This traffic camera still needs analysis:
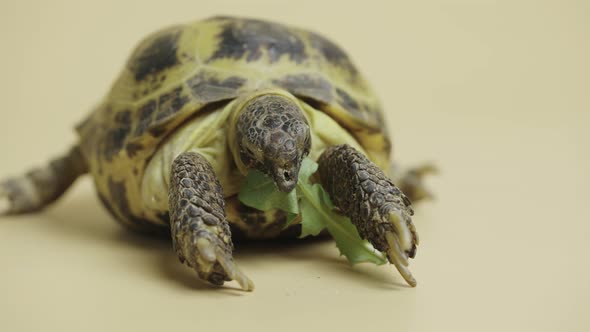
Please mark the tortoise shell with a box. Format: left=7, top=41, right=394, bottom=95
left=76, top=16, right=391, bottom=233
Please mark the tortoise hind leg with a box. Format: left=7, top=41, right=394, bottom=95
left=0, top=146, right=88, bottom=215
left=391, top=163, right=437, bottom=203
left=169, top=151, right=254, bottom=291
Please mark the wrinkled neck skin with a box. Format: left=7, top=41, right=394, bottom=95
left=227, top=89, right=311, bottom=193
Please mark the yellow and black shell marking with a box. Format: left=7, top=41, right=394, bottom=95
left=76, top=16, right=391, bottom=232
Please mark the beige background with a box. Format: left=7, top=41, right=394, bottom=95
left=0, top=0, right=588, bottom=331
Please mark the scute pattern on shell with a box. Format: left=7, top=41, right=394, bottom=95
left=75, top=16, right=392, bottom=231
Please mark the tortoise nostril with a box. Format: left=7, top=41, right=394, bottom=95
left=283, top=171, right=291, bottom=181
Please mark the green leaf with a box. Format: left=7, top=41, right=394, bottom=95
left=298, top=158, right=319, bottom=182
left=283, top=212, right=300, bottom=229
left=298, top=179, right=386, bottom=265
left=238, top=169, right=299, bottom=214
left=238, top=157, right=386, bottom=266
left=328, top=216, right=386, bottom=265
left=299, top=184, right=329, bottom=237
left=320, top=191, right=386, bottom=265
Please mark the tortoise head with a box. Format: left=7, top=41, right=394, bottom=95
left=235, top=92, right=311, bottom=192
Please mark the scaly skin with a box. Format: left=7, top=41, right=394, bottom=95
left=235, top=93, right=311, bottom=192
left=169, top=151, right=254, bottom=291
left=0, top=146, right=88, bottom=215
left=318, top=144, right=419, bottom=286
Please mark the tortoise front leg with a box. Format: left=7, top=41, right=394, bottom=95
left=318, top=144, right=419, bottom=286
left=169, top=152, right=254, bottom=291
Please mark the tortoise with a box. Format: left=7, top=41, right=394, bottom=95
left=0, top=16, right=433, bottom=291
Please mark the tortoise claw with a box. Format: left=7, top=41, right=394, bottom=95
left=0, top=196, right=10, bottom=215
left=196, top=237, right=217, bottom=263
left=0, top=182, right=16, bottom=215
left=215, top=247, right=255, bottom=291
left=385, top=210, right=418, bottom=287
left=386, top=232, right=417, bottom=287
left=187, top=237, right=254, bottom=291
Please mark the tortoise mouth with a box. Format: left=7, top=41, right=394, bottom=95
left=271, top=166, right=298, bottom=193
